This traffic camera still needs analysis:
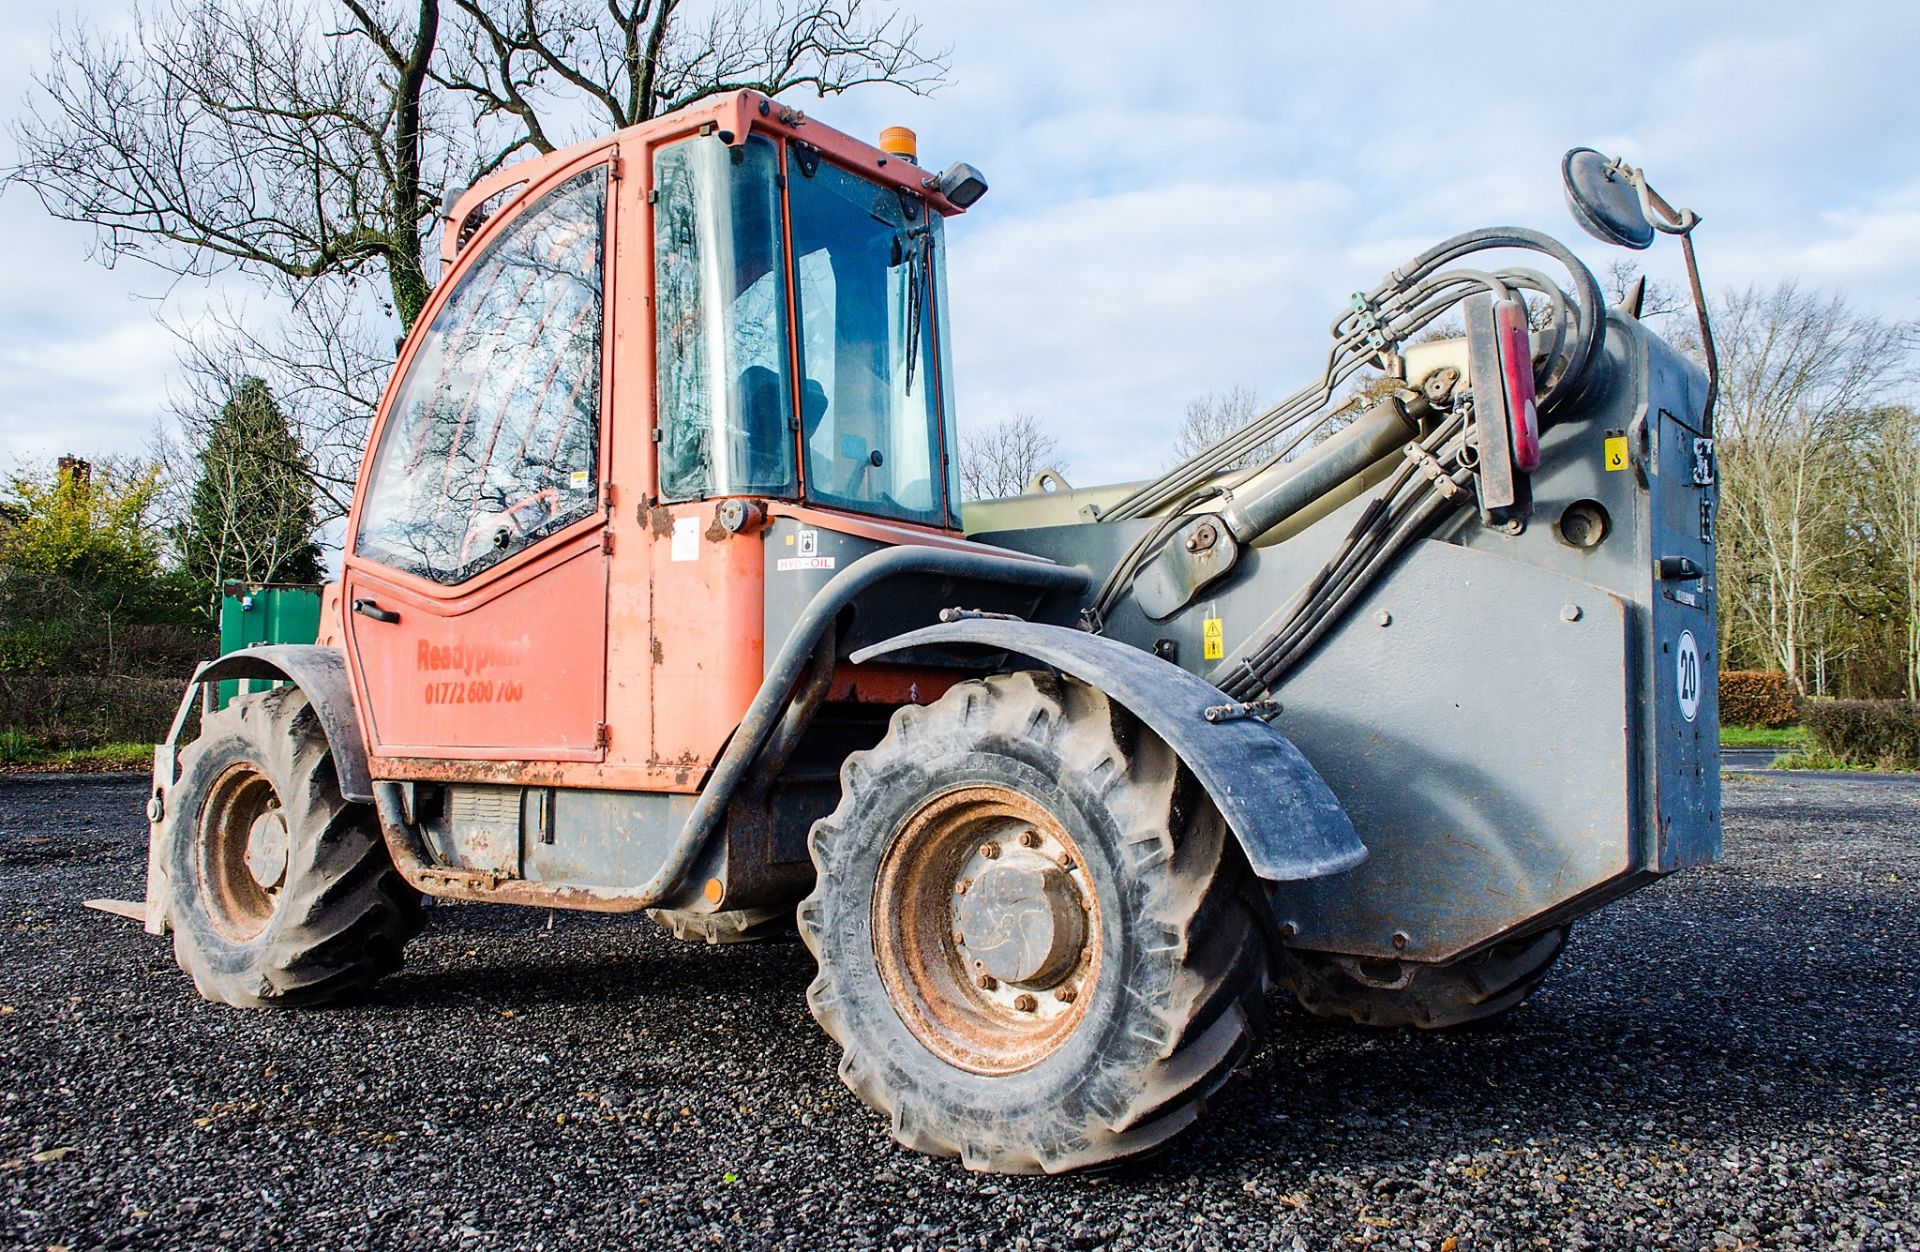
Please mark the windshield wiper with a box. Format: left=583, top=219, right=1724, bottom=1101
left=903, top=224, right=932, bottom=396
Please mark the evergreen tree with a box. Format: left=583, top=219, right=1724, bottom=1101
left=178, top=377, right=323, bottom=616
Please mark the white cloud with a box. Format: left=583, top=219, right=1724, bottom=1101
left=1, top=0, right=1917, bottom=490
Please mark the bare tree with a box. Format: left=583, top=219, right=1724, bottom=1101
left=958, top=414, right=1068, bottom=501
left=163, top=280, right=393, bottom=524
left=1169, top=386, right=1270, bottom=470
left=1712, top=282, right=1917, bottom=690
left=438, top=0, right=947, bottom=164
left=12, top=0, right=947, bottom=536
left=1857, top=405, right=1920, bottom=699
left=8, top=0, right=447, bottom=327
left=1600, top=258, right=1686, bottom=327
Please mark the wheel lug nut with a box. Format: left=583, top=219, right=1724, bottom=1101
left=1057, top=853, right=1074, bottom=869
left=952, top=929, right=966, bottom=946
left=1018, top=830, right=1040, bottom=848
left=977, top=973, right=997, bottom=991
left=979, top=842, right=1000, bottom=860
left=955, top=877, right=971, bottom=895
left=1013, top=993, right=1037, bottom=1012
left=1081, top=949, right=1094, bottom=965
left=1053, top=987, right=1076, bottom=1004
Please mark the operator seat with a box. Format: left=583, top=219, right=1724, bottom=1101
left=735, top=365, right=787, bottom=487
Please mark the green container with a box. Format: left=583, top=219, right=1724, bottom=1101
left=214, top=583, right=323, bottom=710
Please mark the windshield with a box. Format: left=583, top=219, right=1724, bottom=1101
left=650, top=133, right=956, bottom=527
left=789, top=146, right=949, bottom=526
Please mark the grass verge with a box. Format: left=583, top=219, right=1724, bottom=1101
left=0, top=733, right=151, bottom=773
left=1766, top=748, right=1919, bottom=774
left=1720, top=724, right=1809, bottom=749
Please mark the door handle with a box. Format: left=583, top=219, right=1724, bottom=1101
left=352, top=597, right=400, bottom=624
left=1656, top=556, right=1704, bottom=582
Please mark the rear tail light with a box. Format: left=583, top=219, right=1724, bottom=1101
left=1492, top=297, right=1541, bottom=473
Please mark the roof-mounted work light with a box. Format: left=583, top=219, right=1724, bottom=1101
left=934, top=162, right=989, bottom=209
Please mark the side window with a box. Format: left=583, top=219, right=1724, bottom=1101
left=355, top=166, right=607, bottom=584
left=654, top=136, right=797, bottom=502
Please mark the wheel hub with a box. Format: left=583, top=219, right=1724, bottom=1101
left=197, top=763, right=287, bottom=941
left=954, top=832, right=1087, bottom=988
left=245, top=810, right=289, bottom=893
left=873, top=787, right=1102, bottom=1075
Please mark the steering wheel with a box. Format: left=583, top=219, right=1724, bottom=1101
left=457, top=487, right=562, bottom=566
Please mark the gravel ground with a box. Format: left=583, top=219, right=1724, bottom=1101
left=1, top=773, right=1916, bottom=1252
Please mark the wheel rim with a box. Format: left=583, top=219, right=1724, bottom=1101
left=196, top=762, right=288, bottom=942
left=873, top=785, right=1102, bottom=1076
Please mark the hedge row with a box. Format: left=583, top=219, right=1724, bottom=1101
left=0, top=674, right=187, bottom=750
left=1719, top=670, right=1800, bottom=728
left=1804, top=700, right=1920, bottom=770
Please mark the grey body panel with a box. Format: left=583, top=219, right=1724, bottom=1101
left=188, top=645, right=372, bottom=802
left=1256, top=540, right=1635, bottom=960
left=972, top=314, right=1717, bottom=962
left=850, top=619, right=1367, bottom=883
left=424, top=784, right=697, bottom=891
left=761, top=516, right=1055, bottom=667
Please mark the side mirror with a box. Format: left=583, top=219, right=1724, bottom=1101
left=935, top=162, right=989, bottom=209
left=1561, top=148, right=1654, bottom=250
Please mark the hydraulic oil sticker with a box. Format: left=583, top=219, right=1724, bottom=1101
left=777, top=528, right=835, bottom=572
left=1676, top=630, right=1701, bottom=722
left=1604, top=434, right=1629, bottom=471
left=671, top=516, right=700, bottom=562
left=1202, top=616, right=1225, bottom=661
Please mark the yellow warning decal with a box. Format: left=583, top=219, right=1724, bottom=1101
left=1202, top=617, right=1225, bottom=661
left=1604, top=436, right=1629, bottom=471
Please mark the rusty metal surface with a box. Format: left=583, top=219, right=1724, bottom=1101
left=376, top=783, right=659, bottom=913
left=194, top=761, right=284, bottom=942
left=871, top=785, right=1100, bottom=1076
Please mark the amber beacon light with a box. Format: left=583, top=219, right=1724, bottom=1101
left=878, top=126, right=919, bottom=165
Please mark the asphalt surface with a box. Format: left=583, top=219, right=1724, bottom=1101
left=2, top=773, right=1916, bottom=1251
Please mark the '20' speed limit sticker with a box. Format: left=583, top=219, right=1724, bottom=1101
left=1676, top=630, right=1701, bottom=723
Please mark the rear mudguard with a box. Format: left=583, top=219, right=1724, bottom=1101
left=850, top=620, right=1366, bottom=882
left=174, top=645, right=371, bottom=800
left=143, top=645, right=370, bottom=935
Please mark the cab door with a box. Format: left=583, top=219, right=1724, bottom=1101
left=342, top=159, right=615, bottom=766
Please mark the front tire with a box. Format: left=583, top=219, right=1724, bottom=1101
left=798, top=672, right=1271, bottom=1174
left=164, top=687, right=422, bottom=1008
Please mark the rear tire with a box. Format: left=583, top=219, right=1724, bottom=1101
left=646, top=904, right=794, bottom=945
left=1275, top=925, right=1569, bottom=1030
left=799, top=672, right=1271, bottom=1174
left=164, top=687, right=423, bottom=1008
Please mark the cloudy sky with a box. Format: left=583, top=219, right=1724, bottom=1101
left=2, top=0, right=1917, bottom=490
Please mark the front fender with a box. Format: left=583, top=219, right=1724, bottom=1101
left=850, top=621, right=1365, bottom=882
